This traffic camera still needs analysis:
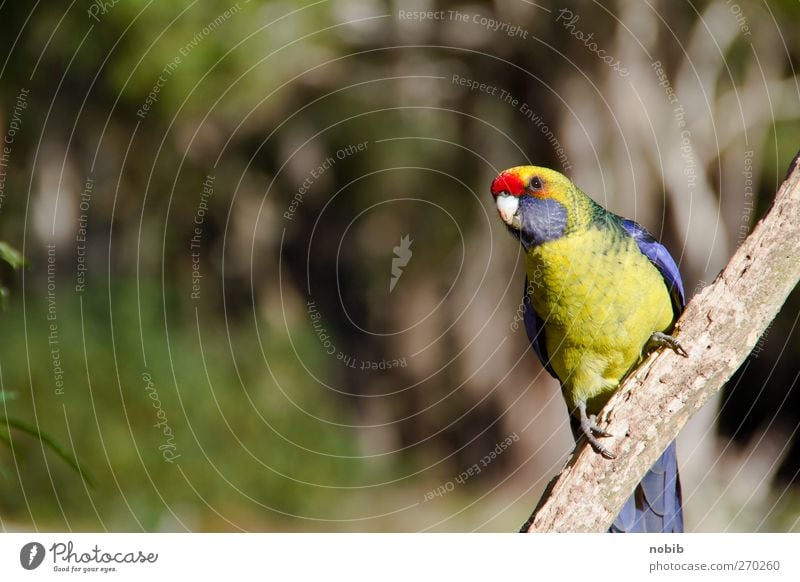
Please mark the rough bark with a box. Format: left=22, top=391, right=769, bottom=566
left=523, top=152, right=800, bottom=532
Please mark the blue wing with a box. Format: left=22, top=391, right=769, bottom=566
left=522, top=277, right=557, bottom=378
left=621, top=218, right=686, bottom=312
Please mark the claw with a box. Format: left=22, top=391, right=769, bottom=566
left=589, top=414, right=613, bottom=438
left=578, top=401, right=616, bottom=459
left=648, top=331, right=688, bottom=358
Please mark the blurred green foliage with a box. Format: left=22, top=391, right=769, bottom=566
left=0, top=280, right=377, bottom=529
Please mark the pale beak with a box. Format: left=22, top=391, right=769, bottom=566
left=496, top=194, right=521, bottom=230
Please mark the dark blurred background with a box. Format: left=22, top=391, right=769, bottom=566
left=0, top=0, right=798, bottom=531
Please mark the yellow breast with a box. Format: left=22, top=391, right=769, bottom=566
left=525, top=226, right=674, bottom=413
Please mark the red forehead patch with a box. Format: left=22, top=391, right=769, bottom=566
left=490, top=171, right=525, bottom=197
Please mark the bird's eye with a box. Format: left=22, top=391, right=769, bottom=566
left=530, top=176, right=543, bottom=191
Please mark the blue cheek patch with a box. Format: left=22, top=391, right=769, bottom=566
left=519, top=196, right=568, bottom=249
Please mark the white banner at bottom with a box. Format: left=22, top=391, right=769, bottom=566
left=1, top=533, right=798, bottom=581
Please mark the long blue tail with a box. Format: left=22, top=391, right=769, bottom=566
left=609, top=441, right=683, bottom=532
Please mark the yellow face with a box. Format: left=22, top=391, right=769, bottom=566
left=490, top=166, right=575, bottom=229
left=490, top=165, right=578, bottom=250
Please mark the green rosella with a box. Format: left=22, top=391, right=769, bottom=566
left=491, top=165, right=685, bottom=532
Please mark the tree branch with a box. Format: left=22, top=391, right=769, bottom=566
left=523, top=151, right=800, bottom=532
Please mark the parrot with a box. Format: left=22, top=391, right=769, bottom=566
left=491, top=165, right=685, bottom=532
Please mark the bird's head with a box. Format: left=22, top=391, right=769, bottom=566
left=490, top=165, right=580, bottom=249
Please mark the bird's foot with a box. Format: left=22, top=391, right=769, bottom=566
left=648, top=331, right=688, bottom=358
left=578, top=401, right=616, bottom=459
